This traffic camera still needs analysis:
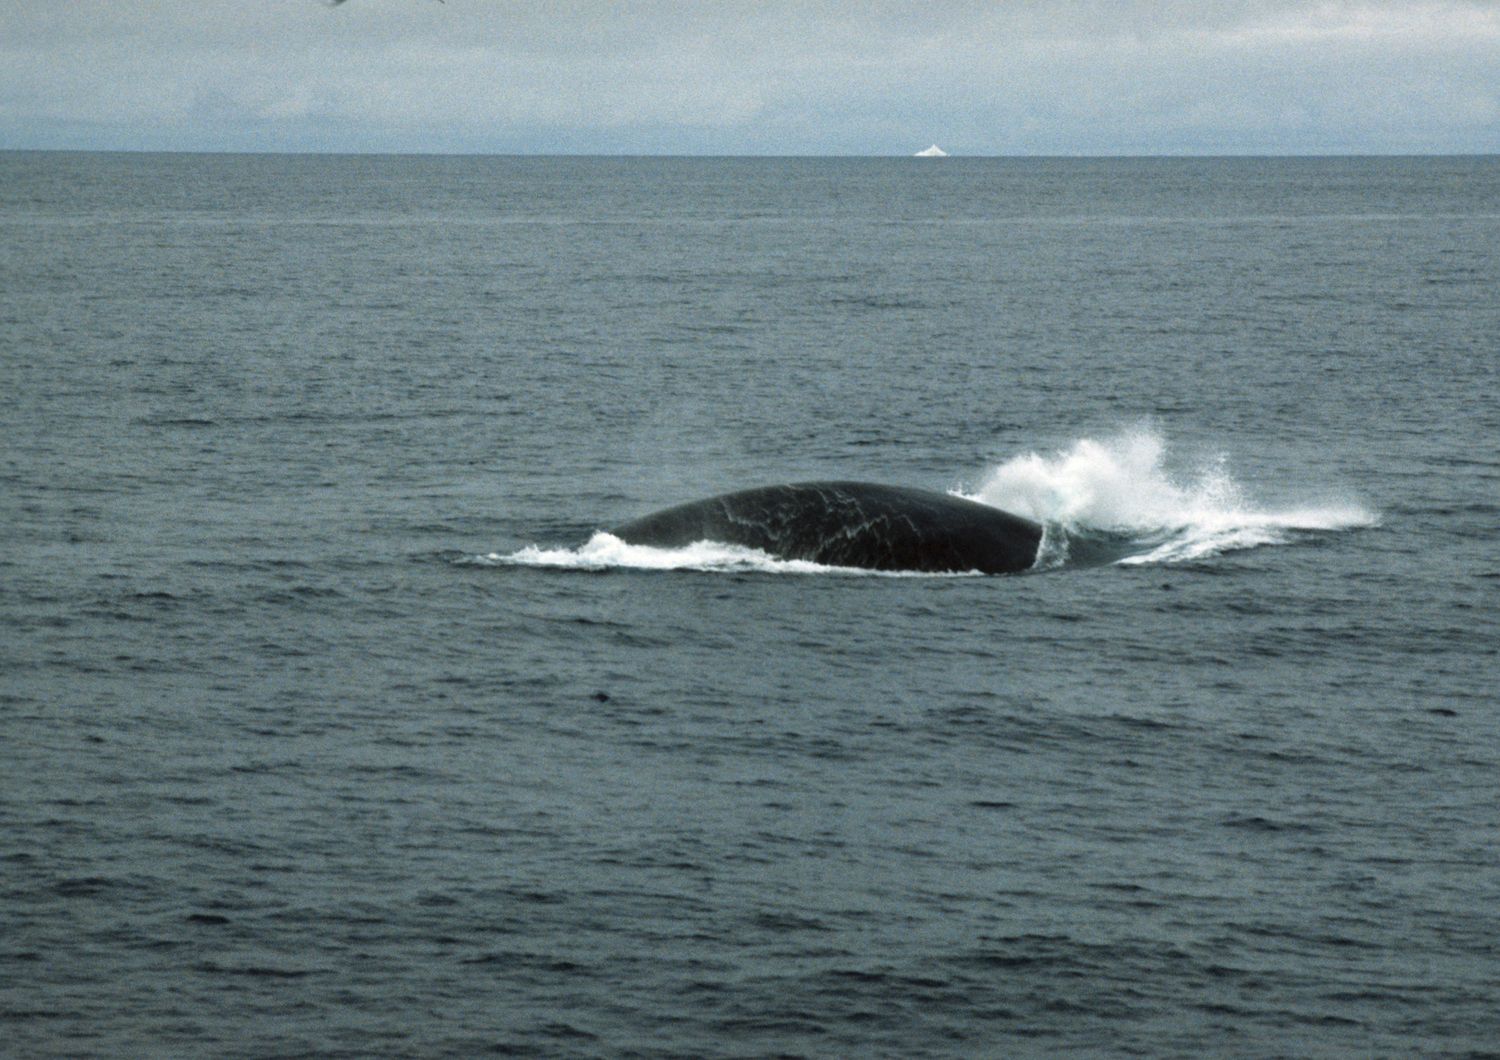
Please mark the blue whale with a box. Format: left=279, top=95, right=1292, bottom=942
left=611, top=481, right=1042, bottom=574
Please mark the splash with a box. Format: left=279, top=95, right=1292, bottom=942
left=961, top=428, right=1377, bottom=566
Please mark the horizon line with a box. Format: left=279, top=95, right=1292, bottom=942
left=4, top=146, right=1498, bottom=161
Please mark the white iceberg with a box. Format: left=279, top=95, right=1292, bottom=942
left=914, top=144, right=948, bottom=157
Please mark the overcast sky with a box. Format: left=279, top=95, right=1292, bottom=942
left=2, top=1, right=1497, bottom=155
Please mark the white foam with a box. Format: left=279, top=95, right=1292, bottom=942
left=483, top=532, right=969, bottom=576
left=961, top=428, right=1378, bottom=565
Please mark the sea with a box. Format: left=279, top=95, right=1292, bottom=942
left=2, top=151, right=1497, bottom=1057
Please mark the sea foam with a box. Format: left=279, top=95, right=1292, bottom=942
left=490, top=534, right=886, bottom=575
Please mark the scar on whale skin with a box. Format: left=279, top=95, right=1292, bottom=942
left=610, top=481, right=1042, bottom=575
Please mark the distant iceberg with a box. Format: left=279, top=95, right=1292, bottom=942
left=914, top=144, right=948, bottom=157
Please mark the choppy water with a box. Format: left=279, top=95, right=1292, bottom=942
left=3, top=152, right=1498, bottom=1057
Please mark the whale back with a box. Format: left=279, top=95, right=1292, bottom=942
left=611, top=481, right=1041, bottom=574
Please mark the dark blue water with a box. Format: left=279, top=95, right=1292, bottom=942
left=3, top=152, right=1499, bottom=1057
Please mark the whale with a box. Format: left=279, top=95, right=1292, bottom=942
left=610, top=481, right=1042, bottom=574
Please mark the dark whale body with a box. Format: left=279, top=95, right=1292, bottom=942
left=611, top=481, right=1042, bottom=574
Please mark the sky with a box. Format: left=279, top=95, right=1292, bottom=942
left=2, top=1, right=1497, bottom=155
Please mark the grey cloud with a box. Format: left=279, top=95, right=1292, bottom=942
left=0, top=1, right=1495, bottom=153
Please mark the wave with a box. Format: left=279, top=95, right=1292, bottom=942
left=962, top=428, right=1378, bottom=567
left=481, top=428, right=1377, bottom=575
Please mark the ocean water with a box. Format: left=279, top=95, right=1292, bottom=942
left=2, top=151, right=1498, bottom=1057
